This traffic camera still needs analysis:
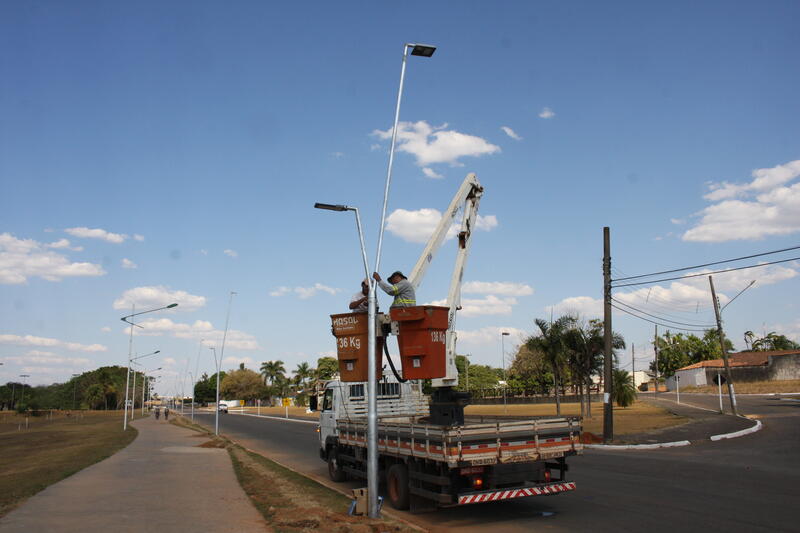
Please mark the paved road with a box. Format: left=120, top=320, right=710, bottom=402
left=190, top=394, right=798, bottom=532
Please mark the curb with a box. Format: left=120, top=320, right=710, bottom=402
left=710, top=417, right=762, bottom=441
left=586, top=416, right=763, bottom=449
left=585, top=440, right=690, bottom=450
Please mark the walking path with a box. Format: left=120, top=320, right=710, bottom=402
left=0, top=415, right=267, bottom=533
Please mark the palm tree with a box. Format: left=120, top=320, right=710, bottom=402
left=259, top=360, right=286, bottom=386
left=612, top=369, right=637, bottom=408
left=565, top=319, right=625, bottom=418
left=526, top=316, right=574, bottom=416
left=294, top=362, right=312, bottom=392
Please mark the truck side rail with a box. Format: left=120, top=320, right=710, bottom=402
left=336, top=417, right=582, bottom=467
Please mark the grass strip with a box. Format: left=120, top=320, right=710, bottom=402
left=0, top=411, right=139, bottom=518
left=681, top=379, right=800, bottom=394
left=171, top=415, right=415, bottom=533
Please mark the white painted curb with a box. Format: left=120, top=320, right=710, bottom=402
left=585, top=440, right=691, bottom=450
left=710, top=418, right=762, bottom=441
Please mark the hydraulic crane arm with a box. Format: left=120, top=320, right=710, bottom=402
left=407, top=172, right=484, bottom=387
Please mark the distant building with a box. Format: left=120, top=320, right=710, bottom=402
left=667, top=350, right=800, bottom=390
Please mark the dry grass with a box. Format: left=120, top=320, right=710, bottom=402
left=229, top=405, right=315, bottom=418
left=171, top=415, right=415, bottom=532
left=465, top=400, right=686, bottom=436
left=681, top=380, right=800, bottom=394
left=0, top=410, right=138, bottom=517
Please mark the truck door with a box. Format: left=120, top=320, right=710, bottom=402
left=319, top=386, right=337, bottom=446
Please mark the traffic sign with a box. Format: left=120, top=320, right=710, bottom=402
left=282, top=398, right=291, bottom=407
left=713, top=374, right=726, bottom=385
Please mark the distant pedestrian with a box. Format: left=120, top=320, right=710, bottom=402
left=154, top=407, right=160, bottom=420
left=164, top=407, right=169, bottom=420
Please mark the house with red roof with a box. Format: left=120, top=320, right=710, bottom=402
left=667, top=350, right=800, bottom=390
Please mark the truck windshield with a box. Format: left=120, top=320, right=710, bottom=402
left=322, top=388, right=334, bottom=411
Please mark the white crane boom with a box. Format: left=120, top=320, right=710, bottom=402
left=407, top=173, right=484, bottom=387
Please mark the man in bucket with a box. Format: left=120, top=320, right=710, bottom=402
left=373, top=271, right=416, bottom=308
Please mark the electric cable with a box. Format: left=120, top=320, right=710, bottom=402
left=612, top=256, right=800, bottom=288
left=612, top=244, right=800, bottom=282
left=611, top=298, right=717, bottom=328
left=611, top=303, right=710, bottom=332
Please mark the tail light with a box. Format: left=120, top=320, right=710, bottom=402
left=471, top=476, right=484, bottom=490
left=544, top=469, right=551, bottom=482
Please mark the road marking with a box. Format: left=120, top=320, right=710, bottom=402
left=585, top=440, right=691, bottom=450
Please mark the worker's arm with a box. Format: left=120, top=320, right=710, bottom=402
left=349, top=295, right=367, bottom=309
left=376, top=280, right=397, bottom=296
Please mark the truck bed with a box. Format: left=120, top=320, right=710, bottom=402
left=336, top=416, right=582, bottom=467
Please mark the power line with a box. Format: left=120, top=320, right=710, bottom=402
left=612, top=256, right=800, bottom=288
left=611, top=298, right=717, bottom=328
left=611, top=303, right=710, bottom=332
left=612, top=244, right=800, bottom=282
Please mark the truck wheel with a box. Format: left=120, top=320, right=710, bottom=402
left=327, top=448, right=346, bottom=482
left=387, top=463, right=410, bottom=510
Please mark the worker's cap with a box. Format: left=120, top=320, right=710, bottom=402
left=390, top=271, right=407, bottom=280
left=361, top=278, right=369, bottom=285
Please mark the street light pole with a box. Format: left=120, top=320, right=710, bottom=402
left=369, top=42, right=435, bottom=520
left=709, top=275, right=739, bottom=416
left=211, top=346, right=220, bottom=435
left=19, top=374, right=30, bottom=406
left=188, top=371, right=195, bottom=421
left=501, top=332, right=510, bottom=415
left=120, top=303, right=178, bottom=430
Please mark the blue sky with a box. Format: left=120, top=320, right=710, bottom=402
left=2, top=1, right=799, bottom=393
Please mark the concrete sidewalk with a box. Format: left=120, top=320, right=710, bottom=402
left=0, top=416, right=267, bottom=533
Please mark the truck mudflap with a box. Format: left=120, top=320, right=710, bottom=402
left=457, top=481, right=576, bottom=505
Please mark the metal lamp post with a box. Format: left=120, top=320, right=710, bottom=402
left=130, top=350, right=159, bottom=421
left=188, top=371, right=195, bottom=421
left=210, top=346, right=220, bottom=435
left=120, top=303, right=178, bottom=430
left=19, top=374, right=30, bottom=406
left=140, top=367, right=162, bottom=415
left=212, top=291, right=237, bottom=436
left=369, top=42, right=436, bottom=519
left=501, top=332, right=510, bottom=415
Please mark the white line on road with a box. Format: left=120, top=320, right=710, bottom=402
left=228, top=411, right=318, bottom=425
left=710, top=418, right=762, bottom=441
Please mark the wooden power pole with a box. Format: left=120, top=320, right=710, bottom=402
left=603, top=227, right=613, bottom=442
left=709, top=275, right=739, bottom=416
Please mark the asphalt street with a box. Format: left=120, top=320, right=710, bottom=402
left=190, top=393, right=799, bottom=532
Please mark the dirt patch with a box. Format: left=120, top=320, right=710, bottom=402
left=228, top=445, right=413, bottom=533
left=197, top=439, right=227, bottom=449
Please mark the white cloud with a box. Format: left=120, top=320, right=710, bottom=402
left=0, top=233, right=105, bottom=284
left=429, top=295, right=517, bottom=317
left=65, top=227, right=128, bottom=244
left=130, top=318, right=261, bottom=351
left=500, top=126, right=522, bottom=141
left=330, top=151, right=345, bottom=159
left=456, top=326, right=528, bottom=346
left=385, top=209, right=499, bottom=244
left=223, top=356, right=256, bottom=368
left=372, top=121, right=500, bottom=167
left=121, top=258, right=138, bottom=269
left=0, top=334, right=107, bottom=352
left=683, top=160, right=800, bottom=242
left=422, top=167, right=443, bottom=179
left=224, top=249, right=238, bottom=258
left=546, top=296, right=604, bottom=318
left=670, top=218, right=686, bottom=225
left=113, top=286, right=206, bottom=312
left=100, top=327, right=112, bottom=332
left=133, top=234, right=145, bottom=242
left=163, top=357, right=177, bottom=366
left=463, top=281, right=534, bottom=296
left=270, top=283, right=340, bottom=299
left=539, top=107, right=555, bottom=119
left=5, top=350, right=90, bottom=367
left=200, top=249, right=208, bottom=256
left=773, top=319, right=800, bottom=343
left=46, top=238, right=83, bottom=251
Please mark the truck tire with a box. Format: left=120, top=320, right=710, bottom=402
left=327, top=448, right=346, bottom=482
left=387, top=463, right=410, bottom=510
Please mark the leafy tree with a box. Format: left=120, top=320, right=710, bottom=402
left=612, top=369, right=637, bottom=408
left=650, top=329, right=733, bottom=377
left=564, top=319, right=625, bottom=418
left=85, top=384, right=105, bottom=410
left=315, top=356, right=339, bottom=381
left=525, top=316, right=574, bottom=415
left=220, top=369, right=266, bottom=401
left=508, top=345, right=553, bottom=394
left=259, top=360, right=286, bottom=385
left=194, top=372, right=226, bottom=404
left=294, top=362, right=313, bottom=391
left=750, top=332, right=800, bottom=351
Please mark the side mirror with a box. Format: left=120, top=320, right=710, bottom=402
left=309, top=395, right=318, bottom=412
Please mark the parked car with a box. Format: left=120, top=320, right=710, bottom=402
left=218, top=403, right=228, bottom=413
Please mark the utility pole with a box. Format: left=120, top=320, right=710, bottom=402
left=631, top=344, right=635, bottom=391
left=602, top=227, right=613, bottom=442
left=709, top=275, right=738, bottom=416
left=654, top=325, right=659, bottom=399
